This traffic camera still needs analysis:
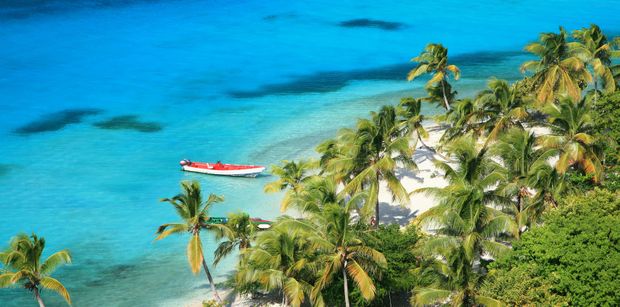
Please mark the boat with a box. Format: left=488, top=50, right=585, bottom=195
left=206, top=216, right=272, bottom=230
left=250, top=218, right=273, bottom=230
left=180, top=159, right=265, bottom=177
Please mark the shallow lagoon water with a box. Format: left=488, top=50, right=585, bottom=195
left=1, top=0, right=619, bottom=305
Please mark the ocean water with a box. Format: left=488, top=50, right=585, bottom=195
left=1, top=0, right=618, bottom=305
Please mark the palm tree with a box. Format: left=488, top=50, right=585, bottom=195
left=339, top=106, right=415, bottom=224
left=491, top=128, right=555, bottom=237
left=413, top=136, right=514, bottom=260
left=236, top=220, right=316, bottom=307
left=155, top=180, right=228, bottom=303
left=264, top=160, right=317, bottom=212
left=411, top=136, right=512, bottom=306
left=521, top=27, right=592, bottom=104
left=411, top=244, right=502, bottom=307
left=440, top=98, right=477, bottom=143
left=213, top=212, right=256, bottom=266
left=441, top=79, right=531, bottom=146
left=527, top=158, right=566, bottom=220
left=309, top=200, right=387, bottom=307
left=316, top=128, right=361, bottom=185
left=293, top=175, right=340, bottom=215
left=398, top=96, right=457, bottom=162
left=613, top=36, right=620, bottom=88
left=398, top=97, right=430, bottom=148
left=474, top=79, right=530, bottom=144
left=570, top=24, right=617, bottom=100
left=408, top=43, right=461, bottom=110
left=538, top=97, right=603, bottom=182
left=0, top=234, right=72, bottom=307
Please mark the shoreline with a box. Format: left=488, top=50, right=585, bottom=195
left=177, top=120, right=556, bottom=306
left=173, top=122, right=451, bottom=306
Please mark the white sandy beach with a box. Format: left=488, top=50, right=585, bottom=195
left=378, top=124, right=553, bottom=227
left=377, top=124, right=450, bottom=226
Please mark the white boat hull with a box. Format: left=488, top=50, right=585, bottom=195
left=182, top=165, right=265, bottom=177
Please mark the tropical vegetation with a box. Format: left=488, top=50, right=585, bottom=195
left=481, top=189, right=620, bottom=305
left=0, top=234, right=72, bottom=307
left=155, top=180, right=230, bottom=304
left=407, top=43, right=461, bottom=110
left=235, top=24, right=620, bottom=306
left=3, top=24, right=620, bottom=307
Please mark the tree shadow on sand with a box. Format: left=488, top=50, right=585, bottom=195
left=395, top=146, right=442, bottom=183
left=378, top=202, right=418, bottom=227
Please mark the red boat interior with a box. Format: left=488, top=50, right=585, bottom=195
left=250, top=218, right=271, bottom=223
left=189, top=162, right=263, bottom=170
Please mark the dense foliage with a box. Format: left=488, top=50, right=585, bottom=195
left=592, top=91, right=620, bottom=190
left=481, top=189, right=620, bottom=305
left=353, top=224, right=420, bottom=306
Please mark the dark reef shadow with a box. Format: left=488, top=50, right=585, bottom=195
left=13, top=108, right=103, bottom=135
left=228, top=50, right=526, bottom=98
left=83, top=263, right=139, bottom=287
left=0, top=164, right=13, bottom=177
left=0, top=0, right=171, bottom=20
left=262, top=12, right=298, bottom=21
left=93, top=115, right=162, bottom=133
left=338, top=18, right=405, bottom=31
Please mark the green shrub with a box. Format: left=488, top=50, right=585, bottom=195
left=324, top=224, right=420, bottom=307
left=482, top=189, right=620, bottom=306
left=592, top=91, right=620, bottom=190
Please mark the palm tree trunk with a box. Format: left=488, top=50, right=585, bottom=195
left=375, top=172, right=380, bottom=227
left=202, top=256, right=223, bottom=303
left=342, top=261, right=350, bottom=307
left=594, top=79, right=598, bottom=104
left=441, top=79, right=451, bottom=111
left=281, top=290, right=288, bottom=306
left=375, top=200, right=380, bottom=226
left=417, top=134, right=432, bottom=150
left=33, top=287, right=45, bottom=307
left=516, top=193, right=523, bottom=239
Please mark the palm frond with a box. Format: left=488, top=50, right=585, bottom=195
left=346, top=260, right=376, bottom=301
left=411, top=287, right=452, bottom=307
left=40, top=276, right=72, bottom=305
left=187, top=234, right=204, bottom=274
left=155, top=223, right=187, bottom=240
left=40, top=250, right=72, bottom=275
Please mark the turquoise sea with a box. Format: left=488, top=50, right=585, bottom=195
left=1, top=0, right=619, bottom=305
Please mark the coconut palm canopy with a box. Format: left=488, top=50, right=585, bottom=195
left=156, top=180, right=230, bottom=303
left=408, top=43, right=461, bottom=110
left=0, top=234, right=72, bottom=307
left=521, top=27, right=592, bottom=104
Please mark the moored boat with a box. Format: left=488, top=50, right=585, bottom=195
left=206, top=216, right=272, bottom=230
left=180, top=159, right=265, bottom=177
